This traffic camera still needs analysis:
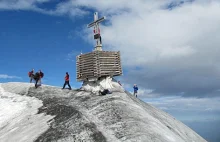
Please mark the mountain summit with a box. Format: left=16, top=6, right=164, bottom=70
left=0, top=82, right=206, bottom=142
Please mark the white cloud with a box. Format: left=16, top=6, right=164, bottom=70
left=79, top=0, right=220, bottom=97
left=0, top=0, right=50, bottom=10
left=66, top=50, right=81, bottom=61
left=0, top=74, right=22, bottom=79
left=54, top=1, right=89, bottom=17
left=95, top=1, right=220, bottom=66
left=0, top=0, right=88, bottom=18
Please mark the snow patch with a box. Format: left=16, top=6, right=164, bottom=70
left=0, top=83, right=54, bottom=142
left=80, top=77, right=124, bottom=93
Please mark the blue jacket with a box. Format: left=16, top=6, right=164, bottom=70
left=133, top=86, right=138, bottom=92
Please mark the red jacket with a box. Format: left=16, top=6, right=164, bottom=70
left=65, top=74, right=69, bottom=81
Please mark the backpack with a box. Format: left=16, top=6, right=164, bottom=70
left=40, top=72, right=44, bottom=78
left=28, top=72, right=32, bottom=77
left=34, top=73, right=39, bottom=80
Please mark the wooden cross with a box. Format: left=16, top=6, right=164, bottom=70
left=87, top=12, right=106, bottom=51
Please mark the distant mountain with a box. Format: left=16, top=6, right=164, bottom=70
left=0, top=82, right=207, bottom=142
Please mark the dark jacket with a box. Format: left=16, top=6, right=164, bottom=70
left=34, top=72, right=40, bottom=80
left=39, top=71, right=44, bottom=78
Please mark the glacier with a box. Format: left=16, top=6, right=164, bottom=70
left=0, top=82, right=207, bottom=142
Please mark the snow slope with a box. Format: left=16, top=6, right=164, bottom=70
left=0, top=83, right=54, bottom=142
left=0, top=82, right=207, bottom=142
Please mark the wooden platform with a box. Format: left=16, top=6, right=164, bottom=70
left=76, top=51, right=122, bottom=81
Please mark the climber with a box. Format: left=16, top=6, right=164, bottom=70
left=133, top=84, right=138, bottom=98
left=34, top=71, right=40, bottom=88
left=62, top=72, right=72, bottom=90
left=99, top=89, right=112, bottom=95
left=28, top=69, right=34, bottom=83
left=34, top=70, right=44, bottom=88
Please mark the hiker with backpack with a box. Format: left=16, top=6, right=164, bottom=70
left=34, top=70, right=44, bottom=88
left=28, top=69, right=34, bottom=83
left=118, top=81, right=122, bottom=86
left=62, top=72, right=72, bottom=90
left=99, top=89, right=112, bottom=95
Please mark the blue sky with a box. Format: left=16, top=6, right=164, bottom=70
left=0, top=10, right=91, bottom=87
left=0, top=1, right=220, bottom=142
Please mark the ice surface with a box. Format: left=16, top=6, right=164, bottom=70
left=0, top=82, right=207, bottom=142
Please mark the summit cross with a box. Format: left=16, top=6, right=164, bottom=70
left=87, top=12, right=106, bottom=51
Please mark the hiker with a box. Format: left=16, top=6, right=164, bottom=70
left=99, top=89, right=112, bottom=95
left=34, top=71, right=40, bottom=88
left=28, top=69, right=34, bottom=83
left=62, top=72, right=72, bottom=90
left=118, top=81, right=122, bottom=86
left=34, top=70, right=44, bottom=88
left=133, top=84, right=138, bottom=98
